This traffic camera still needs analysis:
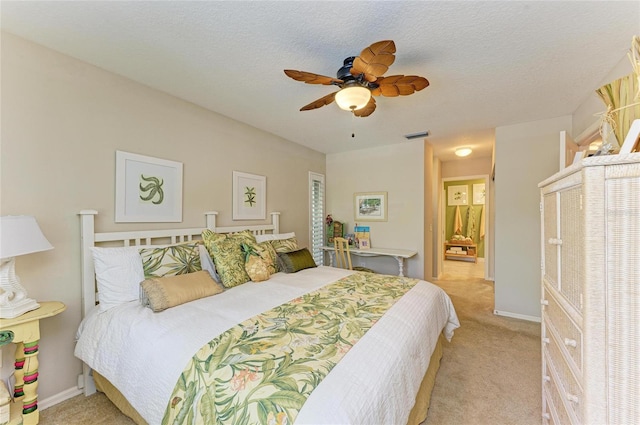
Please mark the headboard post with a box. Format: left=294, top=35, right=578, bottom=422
left=271, top=212, right=280, bottom=234
left=79, top=210, right=98, bottom=317
left=205, top=211, right=218, bottom=230
left=78, top=209, right=98, bottom=396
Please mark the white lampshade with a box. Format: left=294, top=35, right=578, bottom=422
left=335, top=86, right=371, bottom=111
left=0, top=216, right=53, bottom=259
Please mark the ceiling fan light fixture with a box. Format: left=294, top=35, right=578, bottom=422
left=335, top=86, right=371, bottom=111
left=455, top=147, right=472, bottom=157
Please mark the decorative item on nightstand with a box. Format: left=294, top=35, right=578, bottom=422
left=0, top=216, right=53, bottom=319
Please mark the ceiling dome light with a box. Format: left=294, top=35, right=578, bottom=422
left=335, top=86, right=371, bottom=111
left=455, top=147, right=472, bottom=157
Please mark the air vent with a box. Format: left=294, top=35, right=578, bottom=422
left=404, top=131, right=430, bottom=140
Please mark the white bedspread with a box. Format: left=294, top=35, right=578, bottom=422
left=75, top=266, right=459, bottom=425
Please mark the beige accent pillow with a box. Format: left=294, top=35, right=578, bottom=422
left=140, top=270, right=223, bottom=312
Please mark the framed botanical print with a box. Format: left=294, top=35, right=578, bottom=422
left=232, top=171, right=266, bottom=220
left=447, top=185, right=468, bottom=206
left=115, top=151, right=183, bottom=222
left=473, top=183, right=486, bottom=205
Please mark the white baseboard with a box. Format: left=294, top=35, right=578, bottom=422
left=493, top=309, right=541, bottom=323
left=39, top=386, right=83, bottom=411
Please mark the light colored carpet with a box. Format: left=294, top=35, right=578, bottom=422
left=424, top=260, right=541, bottom=425
left=41, top=262, right=540, bottom=425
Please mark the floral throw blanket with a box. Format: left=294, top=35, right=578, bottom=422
left=162, top=272, right=419, bottom=425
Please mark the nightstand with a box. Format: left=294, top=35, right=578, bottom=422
left=0, top=301, right=66, bottom=425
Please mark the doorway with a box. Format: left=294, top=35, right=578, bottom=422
left=439, top=175, right=490, bottom=281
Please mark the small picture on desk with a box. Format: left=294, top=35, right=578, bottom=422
left=358, top=238, right=370, bottom=250
left=345, top=233, right=356, bottom=246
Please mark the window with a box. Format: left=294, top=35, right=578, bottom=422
left=309, top=172, right=325, bottom=265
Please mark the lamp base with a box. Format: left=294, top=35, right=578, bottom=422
left=0, top=297, right=40, bottom=319
left=0, top=257, right=41, bottom=319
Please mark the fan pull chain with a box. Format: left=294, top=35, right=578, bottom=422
left=351, top=111, right=355, bottom=138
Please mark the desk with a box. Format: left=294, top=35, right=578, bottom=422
left=0, top=301, right=66, bottom=425
left=322, top=246, right=417, bottom=277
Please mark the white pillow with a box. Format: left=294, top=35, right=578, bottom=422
left=255, top=232, right=296, bottom=243
left=91, top=246, right=145, bottom=312
left=198, top=244, right=220, bottom=283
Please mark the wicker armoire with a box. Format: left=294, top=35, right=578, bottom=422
left=539, top=152, right=639, bottom=424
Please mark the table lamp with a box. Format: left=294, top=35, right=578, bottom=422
left=0, top=216, right=53, bottom=319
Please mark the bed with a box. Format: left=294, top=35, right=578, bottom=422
left=75, top=210, right=459, bottom=425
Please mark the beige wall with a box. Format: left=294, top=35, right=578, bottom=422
left=494, top=115, right=572, bottom=321
left=430, top=154, right=442, bottom=280
left=423, top=142, right=434, bottom=280
left=441, top=156, right=493, bottom=179
left=0, top=33, right=325, bottom=402
left=326, top=141, right=425, bottom=279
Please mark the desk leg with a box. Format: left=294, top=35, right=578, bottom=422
left=328, top=252, right=335, bottom=267
left=394, top=256, right=405, bottom=277
left=14, top=340, right=39, bottom=425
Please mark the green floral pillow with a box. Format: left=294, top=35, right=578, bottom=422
left=201, top=230, right=257, bottom=259
left=208, top=237, right=251, bottom=288
left=139, top=242, right=202, bottom=278
left=269, top=236, right=299, bottom=253
left=251, top=241, right=278, bottom=275
left=230, top=229, right=257, bottom=245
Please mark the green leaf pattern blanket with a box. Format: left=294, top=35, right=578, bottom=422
left=162, top=272, right=419, bottom=425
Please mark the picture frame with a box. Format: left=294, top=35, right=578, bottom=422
left=447, top=185, right=468, bottom=206
left=472, top=183, right=486, bottom=205
left=115, top=151, right=183, bottom=222
left=354, top=192, right=387, bottom=222
left=232, top=171, right=266, bottom=220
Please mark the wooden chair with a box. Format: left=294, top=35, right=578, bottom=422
left=333, top=237, right=375, bottom=273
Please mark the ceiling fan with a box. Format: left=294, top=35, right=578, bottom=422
left=284, top=40, right=429, bottom=117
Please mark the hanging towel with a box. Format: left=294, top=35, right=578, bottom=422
left=454, top=205, right=463, bottom=234
left=466, top=206, right=476, bottom=239
left=479, top=205, right=485, bottom=239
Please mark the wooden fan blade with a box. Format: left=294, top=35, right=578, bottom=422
left=284, top=69, right=343, bottom=86
left=353, top=97, right=376, bottom=117
left=351, top=40, right=396, bottom=83
left=300, top=91, right=338, bottom=111
left=376, top=75, right=430, bottom=97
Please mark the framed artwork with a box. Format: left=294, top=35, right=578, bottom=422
left=354, top=192, right=387, bottom=222
left=447, top=185, right=468, bottom=206
left=115, top=151, right=183, bottom=222
left=473, top=183, right=486, bottom=205
left=232, top=171, right=266, bottom=220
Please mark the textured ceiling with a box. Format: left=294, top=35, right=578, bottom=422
left=2, top=1, right=639, bottom=161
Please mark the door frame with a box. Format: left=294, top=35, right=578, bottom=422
left=439, top=174, right=491, bottom=280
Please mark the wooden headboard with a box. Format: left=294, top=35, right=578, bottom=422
left=78, top=210, right=280, bottom=317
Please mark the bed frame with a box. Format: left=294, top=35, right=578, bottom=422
left=78, top=209, right=280, bottom=395
left=78, top=209, right=445, bottom=425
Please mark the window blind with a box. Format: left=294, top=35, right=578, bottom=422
left=309, top=172, right=325, bottom=265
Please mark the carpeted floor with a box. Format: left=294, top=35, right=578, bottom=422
left=424, top=260, right=541, bottom=425
left=40, top=262, right=541, bottom=425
